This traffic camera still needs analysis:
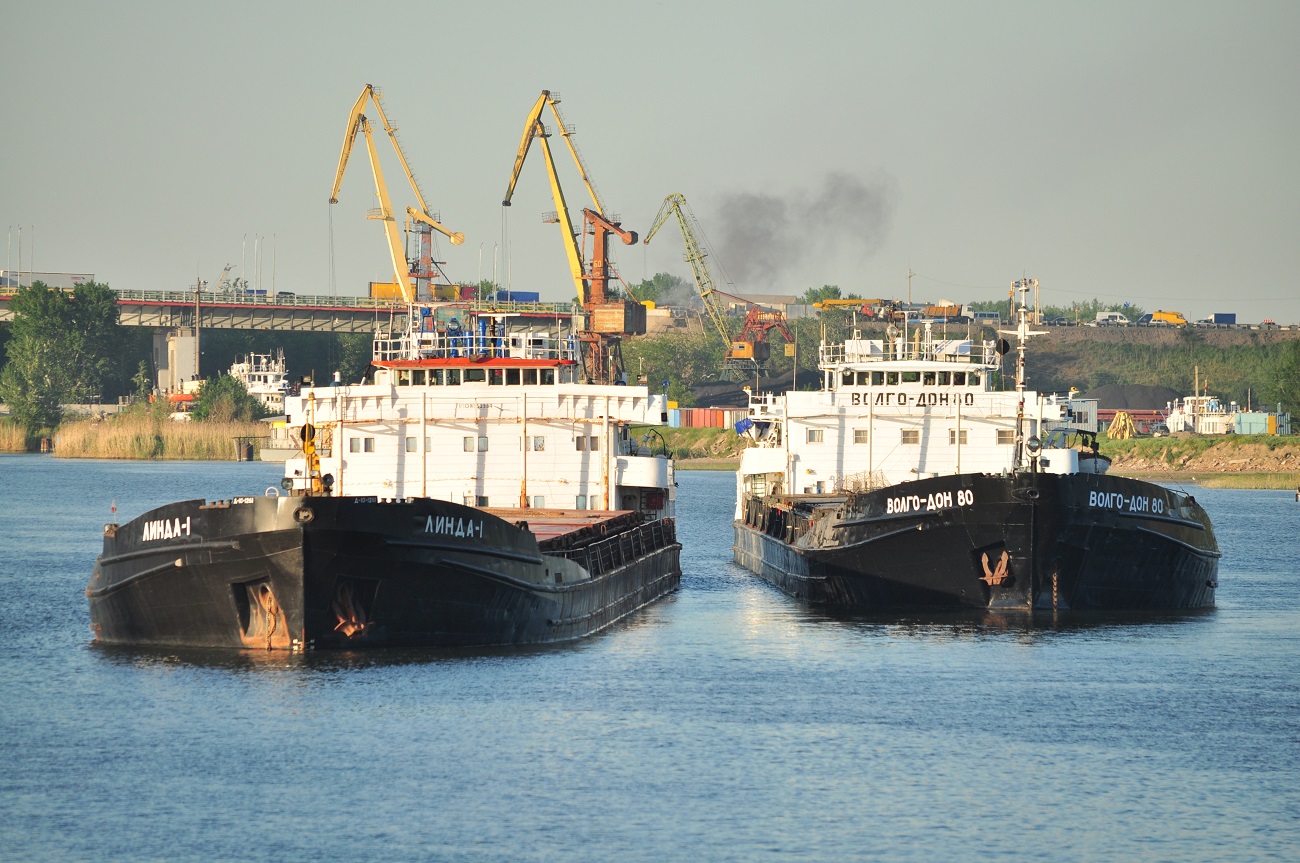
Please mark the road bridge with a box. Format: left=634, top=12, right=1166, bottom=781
left=0, top=287, right=573, bottom=331
left=0, top=286, right=575, bottom=392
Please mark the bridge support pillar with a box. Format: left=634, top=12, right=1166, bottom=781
left=154, top=328, right=199, bottom=394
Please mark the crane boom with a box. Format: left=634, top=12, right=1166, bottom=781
left=329, top=84, right=464, bottom=302
left=501, top=90, right=643, bottom=383
left=502, top=91, right=605, bottom=214
left=502, top=90, right=635, bottom=308
left=358, top=115, right=414, bottom=301
left=643, top=193, right=732, bottom=349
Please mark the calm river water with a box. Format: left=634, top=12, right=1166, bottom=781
left=1, top=454, right=1298, bottom=862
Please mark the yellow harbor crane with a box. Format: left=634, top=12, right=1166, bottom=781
left=329, top=84, right=464, bottom=303
left=502, top=89, right=645, bottom=383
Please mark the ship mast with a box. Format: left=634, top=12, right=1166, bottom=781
left=1002, top=278, right=1045, bottom=469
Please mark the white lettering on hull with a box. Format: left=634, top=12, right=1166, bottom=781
left=886, top=489, right=974, bottom=514
left=1088, top=490, right=1165, bottom=514
left=424, top=515, right=485, bottom=538
left=141, top=516, right=192, bottom=542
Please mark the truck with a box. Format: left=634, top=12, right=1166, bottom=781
left=1136, top=310, right=1188, bottom=326
left=921, top=303, right=969, bottom=322
left=1194, top=313, right=1236, bottom=327
left=1092, top=311, right=1130, bottom=326
left=972, top=311, right=1001, bottom=327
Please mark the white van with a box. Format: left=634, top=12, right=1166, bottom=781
left=1091, top=312, right=1130, bottom=326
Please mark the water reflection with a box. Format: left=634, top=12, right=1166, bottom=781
left=89, top=637, right=592, bottom=674
left=777, top=602, right=1217, bottom=639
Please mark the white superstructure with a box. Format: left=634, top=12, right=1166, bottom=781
left=282, top=304, right=675, bottom=517
left=735, top=318, right=1102, bottom=518
left=229, top=351, right=290, bottom=414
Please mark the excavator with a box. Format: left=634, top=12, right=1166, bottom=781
left=644, top=193, right=792, bottom=380
left=329, top=84, right=464, bottom=303
left=502, top=90, right=644, bottom=383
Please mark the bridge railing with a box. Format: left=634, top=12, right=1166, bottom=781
left=0, top=285, right=575, bottom=316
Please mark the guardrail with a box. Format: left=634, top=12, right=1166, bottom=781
left=0, top=285, right=576, bottom=316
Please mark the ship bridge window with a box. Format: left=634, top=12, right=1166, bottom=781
left=841, top=371, right=854, bottom=387
left=559, top=367, right=574, bottom=384
left=523, top=369, right=539, bottom=385
left=506, top=369, right=521, bottom=385
left=885, top=372, right=899, bottom=385
left=923, top=372, right=936, bottom=385
left=938, top=371, right=951, bottom=385
left=397, top=370, right=411, bottom=386
left=856, top=372, right=870, bottom=386
left=427, top=369, right=443, bottom=385
left=902, top=371, right=921, bottom=383
left=872, top=371, right=885, bottom=386
left=446, top=369, right=461, bottom=386
left=953, top=372, right=967, bottom=385
left=968, top=372, right=981, bottom=386
left=543, top=369, right=558, bottom=385
left=488, top=369, right=504, bottom=385
left=464, top=368, right=487, bottom=384
left=411, top=369, right=426, bottom=386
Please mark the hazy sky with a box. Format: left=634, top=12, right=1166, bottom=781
left=4, top=1, right=1297, bottom=323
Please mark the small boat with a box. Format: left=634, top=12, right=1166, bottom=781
left=228, top=350, right=291, bottom=414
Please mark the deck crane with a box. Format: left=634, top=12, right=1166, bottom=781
left=644, top=193, right=794, bottom=380
left=329, top=84, right=464, bottom=303
left=502, top=90, right=645, bottom=383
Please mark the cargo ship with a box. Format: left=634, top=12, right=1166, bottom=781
left=88, top=303, right=681, bottom=649
left=732, top=283, right=1219, bottom=612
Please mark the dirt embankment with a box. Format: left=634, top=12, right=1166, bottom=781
left=1108, top=440, right=1300, bottom=477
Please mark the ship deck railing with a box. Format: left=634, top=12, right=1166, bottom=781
left=551, top=518, right=677, bottom=577
left=373, top=332, right=580, bottom=363
left=819, top=339, right=998, bottom=367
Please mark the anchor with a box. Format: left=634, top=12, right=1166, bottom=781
left=980, top=550, right=1013, bottom=587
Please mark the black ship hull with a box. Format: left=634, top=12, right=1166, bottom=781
left=89, top=496, right=680, bottom=650
left=734, top=472, right=1218, bottom=612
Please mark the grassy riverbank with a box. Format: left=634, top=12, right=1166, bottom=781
left=53, top=413, right=267, bottom=460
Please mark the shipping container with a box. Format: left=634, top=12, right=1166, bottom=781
left=369, top=281, right=405, bottom=299
left=488, top=290, right=541, bottom=303
left=590, top=300, right=647, bottom=335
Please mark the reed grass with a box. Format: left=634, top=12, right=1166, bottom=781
left=1197, top=473, right=1300, bottom=490
left=53, top=413, right=267, bottom=460
left=0, top=419, right=33, bottom=453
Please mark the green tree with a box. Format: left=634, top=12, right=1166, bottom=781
left=798, top=285, right=852, bottom=305
left=0, top=281, right=123, bottom=431
left=190, top=375, right=268, bottom=422
left=1267, top=340, right=1300, bottom=415
left=622, top=331, right=725, bottom=407
left=628, top=272, right=692, bottom=306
